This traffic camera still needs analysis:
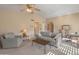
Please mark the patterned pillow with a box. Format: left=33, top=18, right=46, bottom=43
left=51, top=33, right=56, bottom=38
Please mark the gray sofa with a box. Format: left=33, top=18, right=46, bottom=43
left=34, top=31, right=58, bottom=47
left=0, top=33, right=23, bottom=48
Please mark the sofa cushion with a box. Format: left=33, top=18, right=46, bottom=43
left=40, top=32, right=56, bottom=38
left=40, top=32, right=51, bottom=37
left=4, top=32, right=15, bottom=39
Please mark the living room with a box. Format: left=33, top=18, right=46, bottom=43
left=0, top=4, right=79, bottom=55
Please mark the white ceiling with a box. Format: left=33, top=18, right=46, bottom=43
left=0, top=4, right=79, bottom=18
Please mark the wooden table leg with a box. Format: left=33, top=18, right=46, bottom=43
left=44, top=45, right=46, bottom=54
left=32, top=41, right=33, bottom=46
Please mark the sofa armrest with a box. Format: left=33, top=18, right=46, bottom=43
left=0, top=37, right=23, bottom=48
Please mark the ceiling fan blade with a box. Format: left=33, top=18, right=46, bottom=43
left=26, top=4, right=34, bottom=9
left=34, top=8, right=40, bottom=11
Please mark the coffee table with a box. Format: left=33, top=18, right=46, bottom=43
left=32, top=39, right=49, bottom=54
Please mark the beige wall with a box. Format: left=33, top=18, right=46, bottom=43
left=0, top=9, right=45, bottom=34
left=48, top=13, right=79, bottom=33
left=1, top=9, right=79, bottom=34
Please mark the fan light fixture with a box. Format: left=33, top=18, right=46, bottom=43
left=26, top=8, right=32, bottom=13
left=21, top=4, right=40, bottom=14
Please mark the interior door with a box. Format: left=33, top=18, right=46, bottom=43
left=47, top=22, right=54, bottom=32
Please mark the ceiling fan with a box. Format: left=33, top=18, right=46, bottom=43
left=21, top=4, right=40, bottom=14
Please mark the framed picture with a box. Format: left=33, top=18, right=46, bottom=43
left=61, top=25, right=71, bottom=31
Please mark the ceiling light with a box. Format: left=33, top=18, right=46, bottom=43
left=26, top=8, right=32, bottom=13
